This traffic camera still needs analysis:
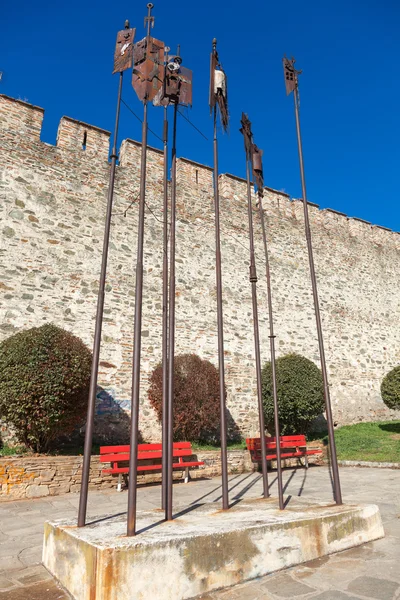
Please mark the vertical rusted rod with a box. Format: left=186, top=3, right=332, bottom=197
left=166, top=101, right=178, bottom=521
left=257, top=195, right=284, bottom=510
left=293, top=86, right=342, bottom=505
left=213, top=105, right=229, bottom=510
left=245, top=159, right=269, bottom=499
left=161, top=105, right=169, bottom=511
left=127, top=99, right=149, bottom=536
left=78, top=71, right=123, bottom=527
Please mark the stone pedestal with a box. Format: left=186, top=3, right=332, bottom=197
left=43, top=498, right=384, bottom=600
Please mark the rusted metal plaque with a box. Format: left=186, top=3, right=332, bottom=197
left=209, top=51, right=217, bottom=110
left=252, top=145, right=264, bottom=196
left=154, top=57, right=192, bottom=107
left=240, top=113, right=253, bottom=157
left=132, top=36, right=165, bottom=102
left=113, top=27, right=136, bottom=74
left=283, top=57, right=298, bottom=95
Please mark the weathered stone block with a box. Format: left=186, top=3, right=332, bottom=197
left=43, top=500, right=384, bottom=600
left=26, top=484, right=49, bottom=498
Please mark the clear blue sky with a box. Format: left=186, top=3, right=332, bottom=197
left=2, top=0, right=399, bottom=230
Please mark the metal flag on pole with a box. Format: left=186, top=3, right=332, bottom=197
left=77, top=20, right=133, bottom=528
left=282, top=56, right=342, bottom=505
left=251, top=144, right=284, bottom=510
left=240, top=113, right=269, bottom=500
left=209, top=38, right=229, bottom=511
left=127, top=3, right=165, bottom=537
left=160, top=45, right=193, bottom=522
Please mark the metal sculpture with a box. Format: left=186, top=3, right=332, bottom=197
left=240, top=113, right=269, bottom=499
left=282, top=56, right=342, bottom=505
left=77, top=20, right=134, bottom=529
left=251, top=143, right=284, bottom=510
left=209, top=38, right=229, bottom=510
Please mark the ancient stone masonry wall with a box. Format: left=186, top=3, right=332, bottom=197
left=0, top=93, right=399, bottom=443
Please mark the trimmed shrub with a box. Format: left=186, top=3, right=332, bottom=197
left=262, top=353, right=324, bottom=435
left=381, top=366, right=400, bottom=410
left=148, top=353, right=222, bottom=443
left=0, top=324, right=92, bottom=452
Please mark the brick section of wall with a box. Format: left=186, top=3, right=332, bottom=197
left=56, top=117, right=110, bottom=160
left=0, top=450, right=257, bottom=500
left=0, top=95, right=399, bottom=446
left=0, top=95, right=44, bottom=141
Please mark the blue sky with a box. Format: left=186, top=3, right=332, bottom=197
left=1, top=0, right=399, bottom=230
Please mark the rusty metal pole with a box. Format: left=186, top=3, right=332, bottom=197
left=213, top=103, right=229, bottom=510
left=166, top=100, right=178, bottom=521
left=161, top=103, right=169, bottom=511
left=292, top=85, right=342, bottom=504
left=126, top=5, right=155, bottom=537
left=241, top=116, right=269, bottom=499
left=77, top=70, right=124, bottom=528
left=127, top=99, right=148, bottom=536
left=256, top=193, right=284, bottom=510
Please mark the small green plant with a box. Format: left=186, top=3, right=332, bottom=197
left=0, top=324, right=92, bottom=453
left=262, top=353, right=324, bottom=435
left=148, top=353, right=223, bottom=443
left=381, top=366, right=400, bottom=410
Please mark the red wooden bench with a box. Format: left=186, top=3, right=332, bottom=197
left=100, top=442, right=204, bottom=491
left=246, top=435, right=322, bottom=469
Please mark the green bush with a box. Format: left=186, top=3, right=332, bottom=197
left=148, top=353, right=222, bottom=443
left=0, top=324, right=92, bottom=453
left=262, top=353, right=324, bottom=435
left=381, top=366, right=400, bottom=410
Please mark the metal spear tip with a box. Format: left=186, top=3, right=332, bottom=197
left=212, top=38, right=217, bottom=47
left=124, top=19, right=130, bottom=29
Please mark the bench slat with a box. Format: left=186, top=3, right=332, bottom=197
left=100, top=441, right=192, bottom=455
left=102, top=460, right=204, bottom=475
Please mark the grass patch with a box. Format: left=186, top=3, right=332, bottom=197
left=0, top=445, right=26, bottom=457
left=326, top=420, right=400, bottom=463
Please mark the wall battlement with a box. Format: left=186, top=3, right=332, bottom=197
left=0, top=92, right=399, bottom=440
left=1, top=93, right=398, bottom=248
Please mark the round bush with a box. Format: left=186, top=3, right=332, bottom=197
left=148, top=353, right=222, bottom=443
left=262, top=353, right=324, bottom=435
left=0, top=324, right=92, bottom=452
left=381, top=366, right=400, bottom=410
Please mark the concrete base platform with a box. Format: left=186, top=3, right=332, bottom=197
left=43, top=498, right=384, bottom=600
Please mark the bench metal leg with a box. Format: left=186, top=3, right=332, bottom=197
left=184, top=467, right=190, bottom=484
left=117, top=473, right=123, bottom=492
left=305, top=455, right=309, bottom=469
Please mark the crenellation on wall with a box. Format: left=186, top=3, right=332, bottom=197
left=0, top=93, right=400, bottom=442
left=56, top=116, right=111, bottom=160
left=0, top=94, right=44, bottom=141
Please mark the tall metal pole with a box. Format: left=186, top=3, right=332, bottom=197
left=241, top=115, right=269, bottom=498
left=161, top=103, right=169, bottom=511
left=127, top=5, right=154, bottom=537
left=213, top=103, right=229, bottom=510
left=166, top=100, right=178, bottom=521
left=292, top=85, right=342, bottom=505
left=78, top=70, right=124, bottom=528
left=245, top=161, right=269, bottom=498
left=257, top=193, right=284, bottom=510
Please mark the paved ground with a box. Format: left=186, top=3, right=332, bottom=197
left=0, top=465, right=399, bottom=599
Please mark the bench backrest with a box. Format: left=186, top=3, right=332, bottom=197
left=246, top=435, right=307, bottom=451
left=99, top=442, right=194, bottom=464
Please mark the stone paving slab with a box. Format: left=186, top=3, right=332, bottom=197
left=0, top=465, right=399, bottom=599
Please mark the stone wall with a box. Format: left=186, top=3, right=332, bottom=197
left=0, top=93, right=400, bottom=444
left=0, top=450, right=257, bottom=500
